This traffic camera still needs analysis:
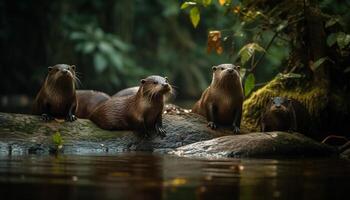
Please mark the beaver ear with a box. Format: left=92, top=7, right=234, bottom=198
left=71, top=65, right=76, bottom=71
left=164, top=76, right=168, bottom=81
left=212, top=66, right=217, bottom=71
left=140, top=79, right=146, bottom=84
left=236, top=65, right=241, bottom=70
left=48, top=66, right=53, bottom=72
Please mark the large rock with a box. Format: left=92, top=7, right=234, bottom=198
left=171, top=132, right=337, bottom=158
left=0, top=112, right=338, bottom=158
left=0, top=112, right=227, bottom=155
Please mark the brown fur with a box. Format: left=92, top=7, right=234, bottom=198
left=112, top=86, right=139, bottom=98
left=32, top=64, right=77, bottom=121
left=90, top=75, right=172, bottom=137
left=75, top=90, right=111, bottom=119
left=261, top=97, right=311, bottom=134
left=192, top=64, right=244, bottom=133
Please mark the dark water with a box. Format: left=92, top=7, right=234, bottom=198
left=0, top=153, right=349, bottom=200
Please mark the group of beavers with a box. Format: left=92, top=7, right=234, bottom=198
left=32, top=63, right=310, bottom=138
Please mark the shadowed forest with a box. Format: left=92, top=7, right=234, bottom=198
left=0, top=1, right=350, bottom=200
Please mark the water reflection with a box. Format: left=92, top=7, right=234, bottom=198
left=0, top=153, right=349, bottom=200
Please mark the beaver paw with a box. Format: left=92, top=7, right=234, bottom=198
left=207, top=121, right=217, bottom=129
left=65, top=114, right=77, bottom=122
left=41, top=114, right=54, bottom=121
left=232, top=126, right=240, bottom=134
left=156, top=127, right=166, bottom=138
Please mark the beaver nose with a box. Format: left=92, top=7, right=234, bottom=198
left=162, top=83, right=169, bottom=87
left=227, top=69, right=234, bottom=73
left=275, top=104, right=281, bottom=108
left=62, top=69, right=68, bottom=74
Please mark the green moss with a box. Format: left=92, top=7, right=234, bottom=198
left=242, top=76, right=328, bottom=132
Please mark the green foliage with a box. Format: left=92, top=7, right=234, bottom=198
left=244, top=73, right=255, bottom=96
left=52, top=132, right=63, bottom=149
left=238, top=43, right=265, bottom=66
left=310, top=57, right=332, bottom=71
left=190, top=7, right=200, bottom=28
left=180, top=2, right=197, bottom=10
left=69, top=26, right=132, bottom=72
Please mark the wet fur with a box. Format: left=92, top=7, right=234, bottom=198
left=90, top=76, right=171, bottom=136
left=261, top=97, right=310, bottom=133
left=192, top=64, right=244, bottom=132
left=32, top=64, right=77, bottom=120
left=75, top=90, right=111, bottom=119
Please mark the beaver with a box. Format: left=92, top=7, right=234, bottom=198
left=260, top=97, right=310, bottom=133
left=192, top=64, right=244, bottom=134
left=90, top=75, right=172, bottom=138
left=32, top=64, right=77, bottom=122
left=75, top=90, right=111, bottom=119
left=112, top=86, right=139, bottom=98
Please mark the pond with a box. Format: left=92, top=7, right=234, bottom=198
left=0, top=153, right=349, bottom=200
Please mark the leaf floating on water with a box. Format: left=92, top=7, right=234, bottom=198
left=207, top=31, right=223, bottom=54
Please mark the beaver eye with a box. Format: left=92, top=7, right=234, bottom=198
left=153, top=81, right=158, bottom=84
left=220, top=67, right=224, bottom=70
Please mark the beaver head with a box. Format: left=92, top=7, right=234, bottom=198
left=138, top=75, right=172, bottom=100
left=211, top=64, right=241, bottom=88
left=46, top=64, right=77, bottom=90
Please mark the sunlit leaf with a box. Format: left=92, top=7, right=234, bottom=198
left=218, top=0, right=226, bottom=6
left=202, top=0, right=212, bottom=7
left=336, top=32, right=350, bottom=49
left=190, top=7, right=200, bottom=28
left=277, top=73, right=304, bottom=79
left=325, top=17, right=340, bottom=28
left=238, top=43, right=265, bottom=65
left=310, top=57, right=328, bottom=71
left=244, top=73, right=255, bottom=96
left=52, top=132, right=63, bottom=147
left=180, top=2, right=196, bottom=9
left=327, top=33, right=337, bottom=47
left=232, top=6, right=240, bottom=14
left=94, top=53, right=107, bottom=73
left=207, top=31, right=223, bottom=54
left=276, top=20, right=288, bottom=32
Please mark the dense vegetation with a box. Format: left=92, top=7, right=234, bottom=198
left=1, top=0, right=290, bottom=98
left=0, top=0, right=349, bottom=137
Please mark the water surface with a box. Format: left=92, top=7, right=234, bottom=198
left=0, top=153, right=349, bottom=200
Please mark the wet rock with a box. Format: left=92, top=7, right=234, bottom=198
left=0, top=112, right=338, bottom=158
left=171, top=132, right=337, bottom=158
left=0, top=112, right=227, bottom=155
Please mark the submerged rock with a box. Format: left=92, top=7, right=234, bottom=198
left=171, top=132, right=337, bottom=158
